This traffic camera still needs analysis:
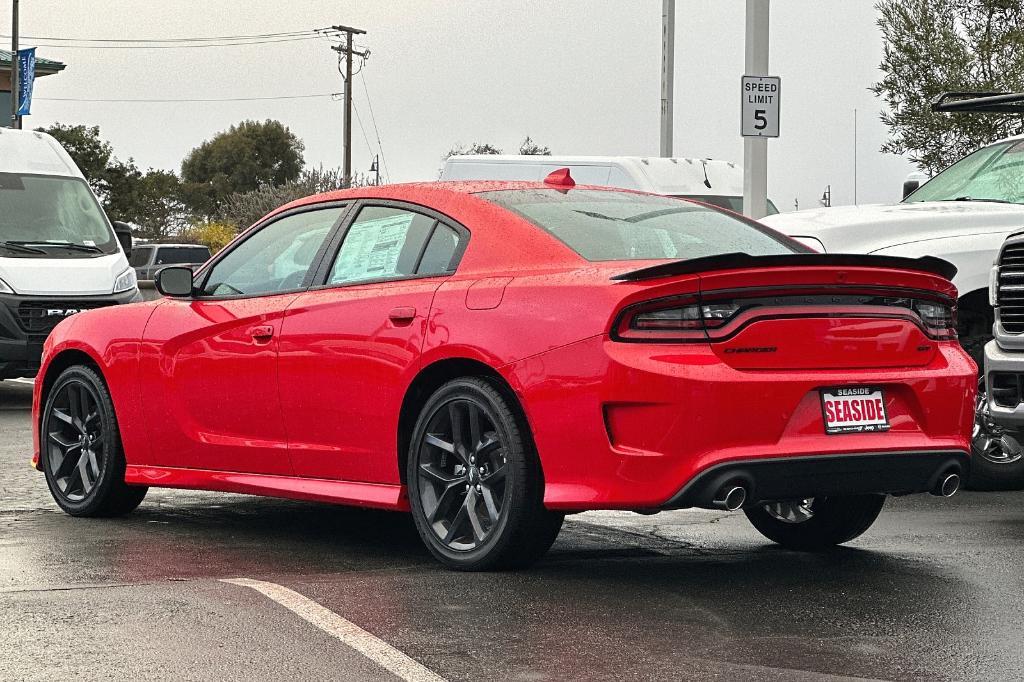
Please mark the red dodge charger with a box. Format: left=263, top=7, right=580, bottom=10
left=32, top=172, right=976, bottom=570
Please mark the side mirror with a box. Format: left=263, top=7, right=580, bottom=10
left=155, top=266, right=195, bottom=297
left=902, top=171, right=929, bottom=199
left=112, top=221, right=133, bottom=257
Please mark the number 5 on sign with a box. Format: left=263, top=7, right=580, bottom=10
left=741, top=75, right=780, bottom=138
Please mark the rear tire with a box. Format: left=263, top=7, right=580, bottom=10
left=744, top=494, right=885, bottom=550
left=407, top=377, right=563, bottom=571
left=40, top=365, right=148, bottom=517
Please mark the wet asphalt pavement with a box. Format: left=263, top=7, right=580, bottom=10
left=2, top=378, right=1024, bottom=681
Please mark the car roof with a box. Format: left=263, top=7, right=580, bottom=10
left=267, top=181, right=656, bottom=275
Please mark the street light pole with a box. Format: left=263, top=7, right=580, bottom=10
left=660, top=0, right=674, bottom=157
left=742, top=0, right=769, bottom=219
left=10, top=0, right=19, bottom=129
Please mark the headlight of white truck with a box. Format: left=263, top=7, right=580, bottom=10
left=113, top=268, right=137, bottom=294
left=0, top=277, right=13, bottom=294
left=990, top=264, right=999, bottom=307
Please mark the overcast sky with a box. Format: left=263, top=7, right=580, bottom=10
left=4, top=1, right=915, bottom=211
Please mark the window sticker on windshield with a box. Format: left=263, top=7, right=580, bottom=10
left=332, top=213, right=414, bottom=282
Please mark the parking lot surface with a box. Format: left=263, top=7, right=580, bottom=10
left=3, top=378, right=1023, bottom=681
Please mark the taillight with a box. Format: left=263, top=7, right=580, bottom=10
left=912, top=299, right=957, bottom=339
left=614, top=293, right=957, bottom=342
left=615, top=297, right=742, bottom=341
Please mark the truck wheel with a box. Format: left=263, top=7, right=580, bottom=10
left=744, top=495, right=885, bottom=550
left=970, top=379, right=1024, bottom=490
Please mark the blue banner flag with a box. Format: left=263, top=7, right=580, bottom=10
left=16, top=48, right=36, bottom=117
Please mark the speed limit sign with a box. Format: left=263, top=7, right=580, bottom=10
left=741, top=75, right=780, bottom=137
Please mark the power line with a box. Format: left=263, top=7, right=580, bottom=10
left=0, top=29, right=322, bottom=43
left=36, top=93, right=340, bottom=103
left=6, top=35, right=325, bottom=50
left=360, top=71, right=390, bottom=183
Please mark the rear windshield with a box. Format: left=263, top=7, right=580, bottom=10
left=480, top=188, right=799, bottom=261
left=155, top=246, right=211, bottom=265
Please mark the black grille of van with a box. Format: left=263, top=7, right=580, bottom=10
left=16, top=300, right=115, bottom=334
left=998, top=242, right=1024, bottom=333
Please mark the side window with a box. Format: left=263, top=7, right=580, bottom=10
left=417, top=224, right=460, bottom=275
left=200, top=207, right=344, bottom=297
left=328, top=206, right=436, bottom=285
left=128, top=246, right=152, bottom=267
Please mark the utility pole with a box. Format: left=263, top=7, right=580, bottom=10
left=329, top=24, right=367, bottom=188
left=853, top=108, right=858, bottom=205
left=742, top=0, right=769, bottom=219
left=660, top=0, right=674, bottom=157
left=10, top=0, right=20, bottom=129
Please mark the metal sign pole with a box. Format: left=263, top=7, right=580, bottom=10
left=660, top=0, right=675, bottom=157
left=742, top=0, right=769, bottom=219
left=10, top=0, right=19, bottom=129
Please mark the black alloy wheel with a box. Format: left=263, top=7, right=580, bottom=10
left=408, top=377, right=563, bottom=570
left=41, top=366, right=147, bottom=516
left=46, top=378, right=104, bottom=502
left=416, top=398, right=508, bottom=550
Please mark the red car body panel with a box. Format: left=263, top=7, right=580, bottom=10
left=32, top=181, right=976, bottom=513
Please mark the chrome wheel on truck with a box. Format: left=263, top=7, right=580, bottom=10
left=970, top=379, right=1024, bottom=489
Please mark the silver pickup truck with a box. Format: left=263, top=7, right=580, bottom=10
left=981, top=234, right=1024, bottom=489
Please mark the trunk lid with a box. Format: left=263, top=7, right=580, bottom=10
left=613, top=254, right=957, bottom=371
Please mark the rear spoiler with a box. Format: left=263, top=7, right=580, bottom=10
left=610, top=253, right=958, bottom=282
left=931, top=91, right=1024, bottom=114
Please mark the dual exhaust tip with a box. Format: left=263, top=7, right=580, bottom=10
left=711, top=470, right=960, bottom=511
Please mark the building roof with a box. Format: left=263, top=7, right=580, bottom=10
left=0, top=49, right=66, bottom=75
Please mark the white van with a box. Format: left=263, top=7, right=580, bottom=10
left=440, top=155, right=779, bottom=214
left=0, top=128, right=139, bottom=379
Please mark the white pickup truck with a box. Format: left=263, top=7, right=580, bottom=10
left=762, top=134, right=1024, bottom=489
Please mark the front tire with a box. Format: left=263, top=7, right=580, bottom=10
left=407, top=377, right=563, bottom=571
left=744, top=495, right=885, bottom=550
left=41, top=365, right=148, bottom=517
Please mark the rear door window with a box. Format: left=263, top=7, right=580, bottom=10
left=327, top=206, right=441, bottom=285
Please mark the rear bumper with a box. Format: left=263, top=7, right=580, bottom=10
left=507, top=336, right=976, bottom=511
left=664, top=450, right=969, bottom=509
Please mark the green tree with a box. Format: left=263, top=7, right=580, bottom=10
left=518, top=136, right=551, bottom=155
left=218, top=167, right=367, bottom=231
left=872, top=0, right=1024, bottom=173
left=181, top=119, right=305, bottom=217
left=444, top=142, right=503, bottom=159
left=133, top=170, right=190, bottom=241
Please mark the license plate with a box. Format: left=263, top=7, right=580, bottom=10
left=820, top=387, right=889, bottom=434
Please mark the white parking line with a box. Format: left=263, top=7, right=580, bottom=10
left=221, top=578, right=446, bottom=682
